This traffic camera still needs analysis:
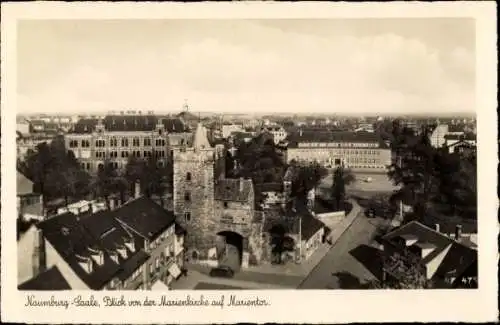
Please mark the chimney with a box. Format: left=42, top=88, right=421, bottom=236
left=109, top=198, right=115, bottom=211
left=434, top=223, right=440, bottom=233
left=299, top=129, right=303, bottom=136
left=134, top=181, right=141, bottom=198
left=239, top=177, right=244, bottom=192
left=455, top=224, right=462, bottom=241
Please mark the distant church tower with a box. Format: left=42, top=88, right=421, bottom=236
left=172, top=122, right=217, bottom=260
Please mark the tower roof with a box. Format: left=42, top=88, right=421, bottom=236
left=192, top=122, right=211, bottom=149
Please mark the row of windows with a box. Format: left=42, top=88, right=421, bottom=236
left=68, top=137, right=167, bottom=148
left=290, top=149, right=382, bottom=156
left=69, top=140, right=90, bottom=148
left=94, top=150, right=166, bottom=159
left=346, top=158, right=380, bottom=164
left=298, top=142, right=379, bottom=148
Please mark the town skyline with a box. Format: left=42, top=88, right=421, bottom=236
left=18, top=18, right=475, bottom=115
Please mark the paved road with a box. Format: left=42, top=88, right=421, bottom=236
left=298, top=214, right=386, bottom=289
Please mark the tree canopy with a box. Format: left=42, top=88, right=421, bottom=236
left=387, top=123, right=477, bottom=222
left=18, top=136, right=91, bottom=208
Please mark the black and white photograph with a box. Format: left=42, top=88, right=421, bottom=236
left=1, top=2, right=497, bottom=324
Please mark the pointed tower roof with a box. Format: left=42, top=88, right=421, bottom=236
left=193, top=122, right=211, bottom=149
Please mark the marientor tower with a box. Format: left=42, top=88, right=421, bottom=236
left=172, top=122, right=216, bottom=259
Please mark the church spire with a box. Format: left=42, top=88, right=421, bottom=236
left=193, top=121, right=210, bottom=150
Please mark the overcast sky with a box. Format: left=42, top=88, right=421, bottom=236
left=17, top=19, right=475, bottom=115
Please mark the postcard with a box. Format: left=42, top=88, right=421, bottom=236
left=1, top=1, right=498, bottom=323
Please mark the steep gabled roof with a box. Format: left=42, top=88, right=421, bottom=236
left=382, top=221, right=477, bottom=281
left=18, top=266, right=71, bottom=290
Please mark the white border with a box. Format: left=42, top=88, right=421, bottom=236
left=1, top=2, right=498, bottom=323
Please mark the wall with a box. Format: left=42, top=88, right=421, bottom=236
left=45, top=239, right=89, bottom=289
left=173, top=147, right=216, bottom=260
left=302, top=227, right=325, bottom=260
left=17, top=225, right=37, bottom=284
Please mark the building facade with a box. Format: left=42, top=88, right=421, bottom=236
left=285, top=130, right=392, bottom=171
left=65, top=114, right=189, bottom=173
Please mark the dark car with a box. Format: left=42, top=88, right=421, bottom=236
left=209, top=266, right=235, bottom=278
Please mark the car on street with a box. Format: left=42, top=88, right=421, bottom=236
left=364, top=177, right=373, bottom=183
left=209, top=266, right=235, bottom=278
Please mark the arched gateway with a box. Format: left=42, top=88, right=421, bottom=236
left=216, top=230, right=244, bottom=271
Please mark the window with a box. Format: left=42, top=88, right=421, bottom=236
left=155, top=257, right=160, bottom=269
left=121, top=138, right=129, bottom=147
left=69, top=140, right=78, bottom=148
left=184, top=192, right=191, bottom=201
left=184, top=211, right=191, bottom=222
left=144, top=138, right=151, bottom=146
left=133, top=137, right=140, bottom=146
left=148, top=263, right=153, bottom=275
left=223, top=202, right=228, bottom=209
left=110, top=138, right=117, bottom=147
left=186, top=172, right=192, bottom=181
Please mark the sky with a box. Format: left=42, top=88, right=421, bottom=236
left=17, top=19, right=476, bottom=115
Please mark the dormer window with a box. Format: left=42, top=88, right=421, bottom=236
left=125, top=238, right=135, bottom=253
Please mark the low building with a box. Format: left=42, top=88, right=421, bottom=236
left=285, top=130, right=391, bottom=171
left=444, top=133, right=477, bottom=154
left=20, top=195, right=186, bottom=290
left=17, top=172, right=43, bottom=221
left=381, top=221, right=477, bottom=288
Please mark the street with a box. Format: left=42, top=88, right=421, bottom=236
left=298, top=214, right=386, bottom=289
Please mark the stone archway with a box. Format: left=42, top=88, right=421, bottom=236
left=216, top=231, right=244, bottom=271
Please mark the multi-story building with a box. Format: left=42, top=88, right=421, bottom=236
left=429, top=124, right=449, bottom=148
left=65, top=114, right=190, bottom=173
left=18, top=191, right=186, bottom=291
left=285, top=130, right=392, bottom=171
left=260, top=124, right=287, bottom=144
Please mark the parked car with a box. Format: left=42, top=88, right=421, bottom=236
left=209, top=266, right=235, bottom=278
left=364, top=177, right=373, bottom=183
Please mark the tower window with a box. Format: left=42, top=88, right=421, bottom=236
left=184, top=192, right=191, bottom=201
left=223, top=202, right=228, bottom=209
left=186, top=172, right=192, bottom=181
left=184, top=211, right=191, bottom=222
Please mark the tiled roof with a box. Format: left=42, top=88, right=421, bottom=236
left=36, top=197, right=176, bottom=289
left=114, top=197, right=177, bottom=240
left=18, top=266, right=71, bottom=290
left=37, top=212, right=123, bottom=290
left=72, top=118, right=99, bottom=133
left=215, top=178, right=253, bottom=202
left=382, top=221, right=477, bottom=282
left=71, top=116, right=187, bottom=133
left=262, top=201, right=325, bottom=240
left=17, top=172, right=34, bottom=196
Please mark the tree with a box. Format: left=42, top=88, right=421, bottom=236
left=290, top=162, right=328, bottom=201
left=18, top=138, right=91, bottom=210
left=330, top=167, right=355, bottom=210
